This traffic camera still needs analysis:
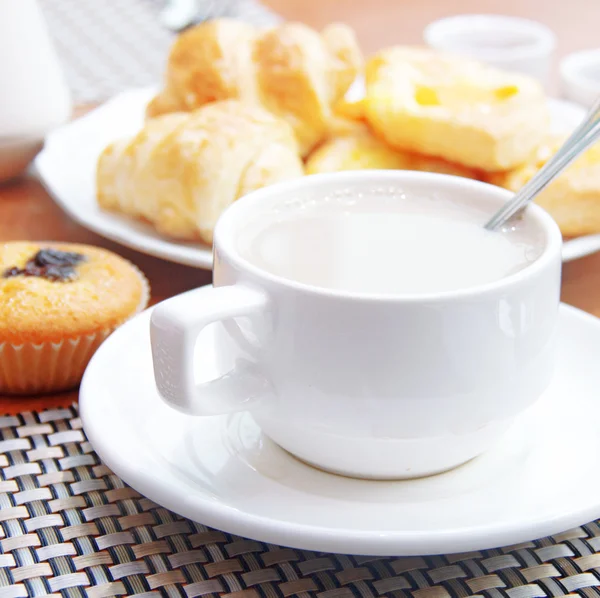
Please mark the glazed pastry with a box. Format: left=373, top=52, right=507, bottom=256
left=97, top=100, right=304, bottom=244
left=363, top=46, right=550, bottom=172
left=0, top=242, right=149, bottom=394
left=306, top=120, right=481, bottom=180
left=487, top=137, right=600, bottom=237
left=146, top=18, right=362, bottom=156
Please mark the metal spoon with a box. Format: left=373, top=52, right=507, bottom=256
left=484, top=95, right=600, bottom=231
left=159, top=0, right=199, bottom=32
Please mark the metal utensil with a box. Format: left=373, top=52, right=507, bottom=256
left=484, top=95, right=600, bottom=231
left=160, top=0, right=202, bottom=31
left=159, top=0, right=248, bottom=32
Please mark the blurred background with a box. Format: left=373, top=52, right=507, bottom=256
left=38, top=0, right=600, bottom=104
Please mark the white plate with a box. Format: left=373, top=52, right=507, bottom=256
left=35, top=87, right=592, bottom=267
left=80, top=302, right=600, bottom=556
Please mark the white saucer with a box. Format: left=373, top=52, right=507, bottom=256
left=34, top=86, right=595, bottom=267
left=80, top=302, right=600, bottom=556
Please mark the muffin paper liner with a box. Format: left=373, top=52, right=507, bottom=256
left=0, top=264, right=150, bottom=395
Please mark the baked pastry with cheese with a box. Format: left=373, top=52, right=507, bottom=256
left=487, top=137, right=600, bottom=236
left=146, top=18, right=362, bottom=156
left=306, top=120, right=481, bottom=180
left=97, top=100, right=304, bottom=245
left=363, top=46, right=550, bottom=172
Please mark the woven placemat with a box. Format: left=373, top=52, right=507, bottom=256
left=1, top=407, right=600, bottom=598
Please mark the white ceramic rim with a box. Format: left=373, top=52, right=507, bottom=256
left=215, top=170, right=563, bottom=303
left=423, top=14, right=556, bottom=61
left=560, top=49, right=600, bottom=95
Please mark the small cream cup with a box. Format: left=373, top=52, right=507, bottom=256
left=560, top=49, right=600, bottom=108
left=423, top=14, right=556, bottom=86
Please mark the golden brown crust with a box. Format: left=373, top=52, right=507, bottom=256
left=149, top=18, right=259, bottom=118
left=98, top=100, right=304, bottom=244
left=333, top=96, right=367, bottom=124
left=321, top=24, right=363, bottom=101
left=145, top=91, right=185, bottom=119
left=254, top=22, right=363, bottom=155
left=306, top=120, right=482, bottom=180
left=0, top=242, right=148, bottom=344
left=146, top=19, right=362, bottom=156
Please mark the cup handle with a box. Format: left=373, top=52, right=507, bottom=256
left=150, top=285, right=271, bottom=416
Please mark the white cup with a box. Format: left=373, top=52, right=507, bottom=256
left=150, top=171, right=562, bottom=480
left=423, top=14, right=556, bottom=86
left=560, top=49, right=600, bottom=108
left=0, top=0, right=71, bottom=182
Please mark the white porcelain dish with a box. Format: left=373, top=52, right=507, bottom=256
left=34, top=87, right=592, bottom=266
left=0, top=0, right=71, bottom=182
left=560, top=48, right=600, bottom=109
left=81, top=303, right=600, bottom=556
left=423, top=14, right=556, bottom=86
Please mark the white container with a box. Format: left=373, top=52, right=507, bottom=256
left=560, top=49, right=600, bottom=108
left=0, top=0, right=71, bottom=182
left=149, top=171, right=562, bottom=480
left=423, top=14, right=556, bottom=86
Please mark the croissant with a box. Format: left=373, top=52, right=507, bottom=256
left=146, top=18, right=362, bottom=156
left=97, top=100, right=304, bottom=245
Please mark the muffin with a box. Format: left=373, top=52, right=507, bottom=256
left=0, top=242, right=149, bottom=395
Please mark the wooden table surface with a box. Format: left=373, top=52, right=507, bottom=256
left=1, top=0, right=599, bottom=414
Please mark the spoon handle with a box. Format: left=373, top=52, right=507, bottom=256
left=484, top=95, right=600, bottom=231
